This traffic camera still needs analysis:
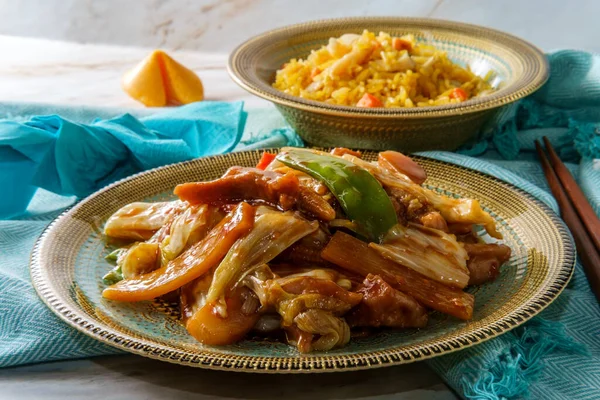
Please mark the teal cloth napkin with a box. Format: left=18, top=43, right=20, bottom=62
left=1, top=50, right=600, bottom=400
left=0, top=101, right=247, bottom=218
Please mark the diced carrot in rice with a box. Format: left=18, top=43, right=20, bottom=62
left=356, top=93, right=383, bottom=108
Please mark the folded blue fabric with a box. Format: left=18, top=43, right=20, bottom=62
left=1, top=50, right=600, bottom=400
left=1, top=101, right=247, bottom=218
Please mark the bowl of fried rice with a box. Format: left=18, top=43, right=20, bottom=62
left=228, top=17, right=549, bottom=152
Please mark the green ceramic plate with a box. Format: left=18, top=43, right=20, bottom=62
left=30, top=150, right=574, bottom=372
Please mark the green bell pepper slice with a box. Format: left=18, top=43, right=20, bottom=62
left=276, top=149, right=398, bottom=242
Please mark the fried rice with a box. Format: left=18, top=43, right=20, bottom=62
left=273, top=30, right=494, bottom=108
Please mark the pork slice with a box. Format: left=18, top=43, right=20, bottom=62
left=346, top=274, right=428, bottom=328
left=464, top=243, right=512, bottom=285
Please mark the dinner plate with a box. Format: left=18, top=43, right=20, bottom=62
left=30, top=150, right=575, bottom=373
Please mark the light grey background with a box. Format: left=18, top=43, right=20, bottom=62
left=1, top=0, right=599, bottom=53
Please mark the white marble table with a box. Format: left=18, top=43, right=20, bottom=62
left=1, top=0, right=599, bottom=54
left=0, top=35, right=265, bottom=108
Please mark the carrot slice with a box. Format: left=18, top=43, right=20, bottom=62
left=356, top=93, right=383, bottom=108
left=449, top=88, right=468, bottom=101
left=256, top=152, right=277, bottom=170
left=321, top=231, right=474, bottom=320
left=392, top=38, right=412, bottom=51
left=102, top=202, right=255, bottom=302
left=310, top=67, right=321, bottom=79
left=185, top=289, right=259, bottom=345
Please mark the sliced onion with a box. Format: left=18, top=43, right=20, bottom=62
left=370, top=223, right=470, bottom=289
left=294, top=309, right=350, bottom=352
left=104, top=201, right=183, bottom=240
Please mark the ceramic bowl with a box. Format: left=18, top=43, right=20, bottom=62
left=228, top=17, right=549, bottom=152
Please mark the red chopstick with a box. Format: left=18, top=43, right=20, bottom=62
left=535, top=140, right=600, bottom=302
left=542, top=137, right=600, bottom=254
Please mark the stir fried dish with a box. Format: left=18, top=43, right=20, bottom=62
left=102, top=148, right=511, bottom=353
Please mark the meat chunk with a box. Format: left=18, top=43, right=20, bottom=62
left=387, top=189, right=449, bottom=233
left=175, top=167, right=336, bottom=222
left=270, top=166, right=335, bottom=220
left=175, top=167, right=300, bottom=209
left=297, top=185, right=336, bottom=221
left=464, top=243, right=512, bottom=285
left=276, top=228, right=332, bottom=266
left=386, top=186, right=436, bottom=226
left=346, top=274, right=428, bottom=328
left=322, top=231, right=474, bottom=320
left=448, top=222, right=475, bottom=235
left=449, top=223, right=480, bottom=244
left=278, top=242, right=329, bottom=266
left=419, top=211, right=449, bottom=232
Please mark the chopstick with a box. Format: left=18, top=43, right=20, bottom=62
left=535, top=139, right=600, bottom=302
left=543, top=137, right=600, bottom=253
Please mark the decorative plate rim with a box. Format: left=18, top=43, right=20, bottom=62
left=227, top=16, right=549, bottom=119
left=30, top=150, right=574, bottom=373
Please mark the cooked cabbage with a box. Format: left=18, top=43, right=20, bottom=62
left=206, top=207, right=318, bottom=315
left=119, top=242, right=160, bottom=279
left=104, top=201, right=184, bottom=240
left=160, top=205, right=224, bottom=265
left=370, top=223, right=470, bottom=289
left=293, top=309, right=350, bottom=352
